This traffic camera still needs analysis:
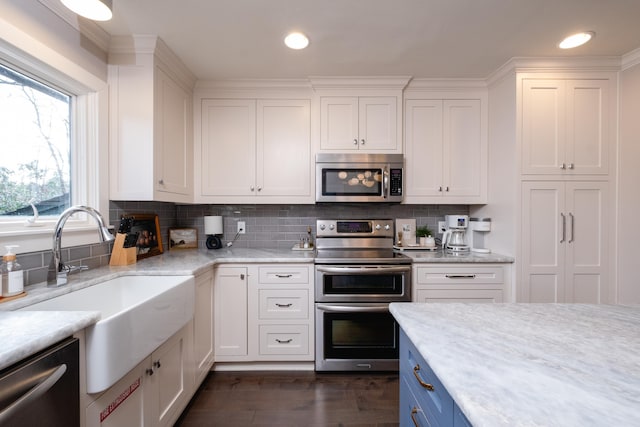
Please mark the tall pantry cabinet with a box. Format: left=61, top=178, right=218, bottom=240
left=472, top=67, right=617, bottom=303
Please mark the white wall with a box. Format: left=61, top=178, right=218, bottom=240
left=617, top=56, right=640, bottom=304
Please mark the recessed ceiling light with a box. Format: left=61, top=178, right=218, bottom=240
left=559, top=31, right=595, bottom=49
left=284, top=32, right=309, bottom=50
left=61, top=0, right=113, bottom=21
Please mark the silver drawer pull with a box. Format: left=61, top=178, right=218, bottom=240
left=413, top=364, right=434, bottom=391
left=275, top=303, right=292, bottom=308
left=445, top=274, right=476, bottom=279
left=276, top=338, right=293, bottom=344
left=275, top=274, right=293, bottom=278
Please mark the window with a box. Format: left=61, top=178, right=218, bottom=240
left=0, top=62, right=72, bottom=218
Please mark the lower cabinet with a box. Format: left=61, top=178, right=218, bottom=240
left=399, top=329, right=471, bottom=427
left=85, top=323, right=193, bottom=427
left=193, top=269, right=214, bottom=384
left=413, top=264, right=509, bottom=303
left=214, top=263, right=314, bottom=363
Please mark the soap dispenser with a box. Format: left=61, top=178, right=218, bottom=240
left=1, top=245, right=24, bottom=296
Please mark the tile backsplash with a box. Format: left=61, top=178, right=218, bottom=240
left=15, top=201, right=468, bottom=287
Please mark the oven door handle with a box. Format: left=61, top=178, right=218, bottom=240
left=315, top=265, right=411, bottom=274
left=316, top=303, right=389, bottom=313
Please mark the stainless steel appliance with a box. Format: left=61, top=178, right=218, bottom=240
left=316, top=153, right=404, bottom=203
left=442, top=214, right=470, bottom=253
left=314, top=219, right=411, bottom=371
left=0, top=337, right=79, bottom=427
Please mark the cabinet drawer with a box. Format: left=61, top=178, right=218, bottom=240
left=258, top=266, right=311, bottom=284
left=400, top=375, right=432, bottom=427
left=414, top=266, right=503, bottom=285
left=258, top=325, right=310, bottom=355
left=400, top=331, right=453, bottom=427
left=415, top=288, right=503, bottom=303
left=258, top=289, right=309, bottom=320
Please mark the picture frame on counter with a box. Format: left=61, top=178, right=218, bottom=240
left=169, top=228, right=198, bottom=250
left=128, top=213, right=163, bottom=260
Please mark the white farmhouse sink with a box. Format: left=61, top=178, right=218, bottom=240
left=21, top=275, right=195, bottom=393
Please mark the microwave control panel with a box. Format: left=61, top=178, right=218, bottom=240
left=390, top=169, right=402, bottom=196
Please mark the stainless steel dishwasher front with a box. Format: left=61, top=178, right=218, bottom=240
left=0, top=337, right=79, bottom=427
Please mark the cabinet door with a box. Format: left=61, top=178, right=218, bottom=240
left=521, top=182, right=566, bottom=302
left=147, top=327, right=192, bottom=427
left=565, top=80, right=609, bottom=174
left=256, top=99, right=311, bottom=197
left=359, top=96, right=398, bottom=151
left=564, top=182, right=609, bottom=303
left=214, top=267, right=248, bottom=358
left=320, top=97, right=359, bottom=150
left=193, top=269, right=214, bottom=385
left=521, top=79, right=565, bottom=174
left=154, top=66, right=193, bottom=198
left=404, top=99, right=444, bottom=197
left=443, top=99, right=482, bottom=197
left=201, top=99, right=256, bottom=196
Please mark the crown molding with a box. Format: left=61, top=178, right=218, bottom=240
left=309, top=76, right=412, bottom=90
left=621, top=47, right=640, bottom=71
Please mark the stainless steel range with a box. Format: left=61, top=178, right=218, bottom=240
left=314, top=219, right=411, bottom=372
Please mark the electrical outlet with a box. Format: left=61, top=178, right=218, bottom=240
left=237, top=221, right=246, bottom=234
left=438, top=221, right=446, bottom=234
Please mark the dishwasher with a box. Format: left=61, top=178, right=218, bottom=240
left=0, top=337, right=79, bottom=427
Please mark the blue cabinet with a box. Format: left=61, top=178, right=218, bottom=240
left=399, top=329, right=472, bottom=426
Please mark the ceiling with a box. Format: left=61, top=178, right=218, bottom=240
left=98, top=0, right=640, bottom=81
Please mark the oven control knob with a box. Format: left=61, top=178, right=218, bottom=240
left=319, top=224, right=326, bottom=231
left=385, top=224, right=390, bottom=230
left=375, top=224, right=381, bottom=230
left=329, top=224, right=335, bottom=230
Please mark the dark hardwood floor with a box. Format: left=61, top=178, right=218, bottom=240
left=174, top=371, right=400, bottom=427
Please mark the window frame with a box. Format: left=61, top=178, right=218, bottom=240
left=0, top=42, right=109, bottom=253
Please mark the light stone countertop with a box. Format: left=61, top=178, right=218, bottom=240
left=0, top=246, right=512, bottom=372
left=389, top=303, right=640, bottom=427
left=398, top=250, right=514, bottom=263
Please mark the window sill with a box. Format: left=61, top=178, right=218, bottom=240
left=0, top=223, right=114, bottom=254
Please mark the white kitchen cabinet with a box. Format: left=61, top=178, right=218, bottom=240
left=521, top=78, right=611, bottom=175
left=214, top=266, right=248, bottom=360
left=404, top=98, right=486, bottom=204
left=248, top=265, right=314, bottom=360
left=413, top=265, right=508, bottom=303
left=84, top=324, right=192, bottom=427
left=198, top=98, right=312, bottom=203
left=193, top=269, right=214, bottom=386
left=521, top=181, right=609, bottom=303
left=319, top=96, right=400, bottom=152
left=109, top=35, right=195, bottom=203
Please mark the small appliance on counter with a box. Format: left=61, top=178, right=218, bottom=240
left=468, top=217, right=491, bottom=253
left=204, top=216, right=223, bottom=249
left=442, top=214, right=470, bottom=253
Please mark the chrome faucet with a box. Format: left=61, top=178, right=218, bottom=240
left=47, top=206, right=115, bottom=287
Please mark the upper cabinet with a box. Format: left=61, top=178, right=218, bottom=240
left=196, top=93, right=313, bottom=204
left=521, top=77, right=613, bottom=176
left=311, top=77, right=409, bottom=154
left=403, top=86, right=487, bottom=204
left=109, top=36, right=195, bottom=203
left=319, top=96, right=398, bottom=152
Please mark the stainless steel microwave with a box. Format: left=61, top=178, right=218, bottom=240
left=315, top=153, right=403, bottom=202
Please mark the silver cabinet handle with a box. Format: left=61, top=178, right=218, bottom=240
left=445, top=274, right=476, bottom=279
left=568, top=213, right=574, bottom=243
left=360, top=139, right=365, bottom=145
left=158, top=179, right=164, bottom=185
left=445, top=186, right=449, bottom=192
left=560, top=163, right=566, bottom=170
left=250, top=186, right=255, bottom=191
left=275, top=338, right=293, bottom=344
left=560, top=213, right=566, bottom=243
left=439, top=186, right=443, bottom=192
left=568, top=163, right=574, bottom=170
left=276, top=303, right=292, bottom=308
left=353, top=138, right=358, bottom=145
left=0, top=364, right=67, bottom=424
left=240, top=274, right=245, bottom=280
left=257, top=186, right=262, bottom=192
left=275, top=274, right=292, bottom=278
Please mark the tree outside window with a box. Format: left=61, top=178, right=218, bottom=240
left=0, top=63, right=71, bottom=217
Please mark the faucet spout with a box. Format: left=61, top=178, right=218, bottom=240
left=47, top=206, right=114, bottom=287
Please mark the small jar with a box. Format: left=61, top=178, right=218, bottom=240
left=425, top=235, right=436, bottom=248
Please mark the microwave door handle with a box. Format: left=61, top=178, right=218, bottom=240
left=316, top=304, right=389, bottom=313
left=382, top=166, right=389, bottom=199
